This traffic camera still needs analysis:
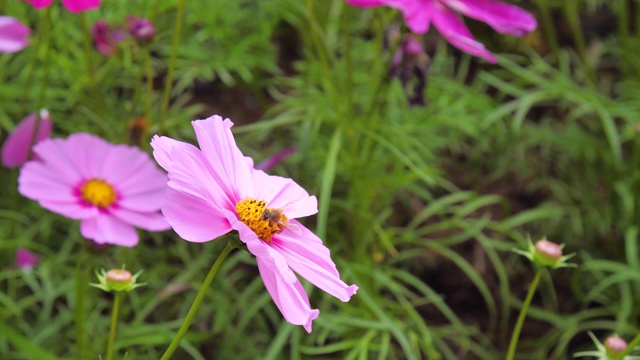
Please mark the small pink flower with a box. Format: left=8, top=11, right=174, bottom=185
left=18, top=133, right=170, bottom=247
left=151, top=115, right=358, bottom=332
left=346, top=0, right=537, bottom=63
left=2, top=110, right=52, bottom=168
left=25, top=0, right=100, bottom=13
left=91, top=20, right=125, bottom=56
left=126, top=16, right=156, bottom=43
left=16, top=248, right=39, bottom=270
left=255, top=147, right=296, bottom=171
left=0, top=16, right=31, bottom=54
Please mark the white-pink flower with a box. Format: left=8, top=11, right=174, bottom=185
left=2, top=110, right=52, bottom=168
left=151, top=115, right=358, bottom=332
left=18, top=133, right=170, bottom=247
left=346, top=0, right=537, bottom=63
left=0, top=16, right=31, bottom=54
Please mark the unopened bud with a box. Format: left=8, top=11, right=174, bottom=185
left=127, top=16, right=155, bottom=43
left=604, top=335, right=627, bottom=356
left=106, top=269, right=132, bottom=284
left=535, top=239, right=562, bottom=260
left=513, top=237, right=576, bottom=269
left=91, top=267, right=145, bottom=292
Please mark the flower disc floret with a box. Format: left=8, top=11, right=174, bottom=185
left=81, top=179, right=116, bottom=208
left=235, top=198, right=280, bottom=242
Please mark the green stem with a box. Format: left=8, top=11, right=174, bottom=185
left=534, top=0, right=559, bottom=58
left=614, top=332, right=640, bottom=360
left=105, top=292, right=122, bottom=360
left=74, top=251, right=89, bottom=360
left=505, top=268, right=543, bottom=360
left=160, top=241, right=235, bottom=360
left=80, top=12, right=106, bottom=112
left=159, top=0, right=186, bottom=134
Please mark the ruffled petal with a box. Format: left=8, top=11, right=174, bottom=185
left=192, top=116, right=254, bottom=203
left=431, top=3, right=497, bottom=63
left=251, top=169, right=317, bottom=219
left=445, top=0, right=537, bottom=36
left=110, top=207, right=170, bottom=231
left=61, top=0, right=100, bottom=13
left=272, top=222, right=358, bottom=302
left=257, top=257, right=319, bottom=333
left=0, top=16, right=31, bottom=54
left=162, top=187, right=232, bottom=242
left=2, top=111, right=52, bottom=168
left=150, top=135, right=199, bottom=172
left=80, top=213, right=138, bottom=247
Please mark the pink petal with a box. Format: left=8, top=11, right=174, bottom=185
left=39, top=200, right=99, bottom=219
left=24, top=0, right=54, bottom=9
left=151, top=135, right=199, bottom=172
left=257, top=257, right=319, bottom=333
left=251, top=169, right=318, bottom=219
left=101, top=144, right=164, bottom=194
left=30, top=138, right=84, bottom=185
left=110, top=207, right=170, bottom=231
left=255, top=147, right=296, bottom=171
left=18, top=161, right=77, bottom=203
left=192, top=116, right=254, bottom=204
left=80, top=213, right=138, bottom=247
left=61, top=0, right=100, bottom=13
left=117, top=187, right=166, bottom=213
left=0, top=16, right=31, bottom=53
left=64, top=133, right=112, bottom=179
left=272, top=222, right=358, bottom=302
left=431, top=4, right=497, bottom=63
left=445, top=0, right=537, bottom=36
left=398, top=1, right=432, bottom=34
left=2, top=111, right=52, bottom=168
left=162, top=187, right=232, bottom=242
left=16, top=248, right=39, bottom=269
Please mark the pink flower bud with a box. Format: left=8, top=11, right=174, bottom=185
left=2, top=110, right=52, bottom=168
left=127, top=16, right=155, bottom=43
left=16, top=248, right=39, bottom=271
left=0, top=16, right=31, bottom=54
left=535, top=239, right=562, bottom=260
left=604, top=335, right=627, bottom=355
left=106, top=269, right=133, bottom=285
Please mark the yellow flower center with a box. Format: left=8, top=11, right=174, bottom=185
left=81, top=179, right=116, bottom=208
left=235, top=198, right=281, bottom=242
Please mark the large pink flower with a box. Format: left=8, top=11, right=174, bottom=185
left=2, top=110, right=52, bottom=168
left=346, top=0, right=537, bottom=63
left=151, top=115, right=358, bottom=332
left=18, top=133, right=170, bottom=247
left=0, top=16, right=31, bottom=54
left=25, top=0, right=100, bottom=13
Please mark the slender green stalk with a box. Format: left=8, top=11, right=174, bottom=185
left=505, top=268, right=543, bottom=360
left=105, top=292, right=123, bottom=360
left=614, top=332, right=640, bottom=360
left=160, top=241, right=235, bottom=360
left=80, top=12, right=106, bottom=112
left=159, top=0, right=186, bottom=133
left=305, top=0, right=337, bottom=107
left=74, top=251, right=89, bottom=360
left=534, top=0, right=559, bottom=58
left=20, top=8, right=46, bottom=114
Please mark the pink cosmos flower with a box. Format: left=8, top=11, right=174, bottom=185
left=126, top=16, right=156, bottom=43
left=16, top=248, right=39, bottom=271
left=91, top=20, right=125, bottom=56
left=18, top=133, right=170, bottom=247
left=346, top=0, right=537, bottom=63
left=151, top=115, right=358, bottom=332
left=0, top=16, right=31, bottom=54
left=25, top=0, right=100, bottom=13
left=2, top=110, right=52, bottom=168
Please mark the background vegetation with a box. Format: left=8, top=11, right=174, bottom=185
left=1, top=0, right=639, bottom=359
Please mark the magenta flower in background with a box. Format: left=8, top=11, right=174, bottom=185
left=126, top=16, right=156, bottom=43
left=18, top=133, right=170, bottom=247
left=0, top=16, right=31, bottom=54
left=151, top=115, right=358, bottom=332
left=25, top=0, right=100, bottom=13
left=255, top=147, right=296, bottom=171
left=2, top=110, right=52, bottom=168
left=91, top=20, right=125, bottom=56
left=16, top=248, right=39, bottom=271
left=346, top=0, right=537, bottom=63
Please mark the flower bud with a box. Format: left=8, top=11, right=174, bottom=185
left=513, top=237, right=576, bottom=269
left=92, top=20, right=125, bottom=56
left=604, top=335, right=627, bottom=356
left=2, top=109, right=52, bottom=168
left=15, top=247, right=39, bottom=271
left=127, top=16, right=155, bottom=43
left=91, top=268, right=145, bottom=292
left=535, top=239, right=562, bottom=263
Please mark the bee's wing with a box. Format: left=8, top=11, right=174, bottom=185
left=284, top=222, right=302, bottom=235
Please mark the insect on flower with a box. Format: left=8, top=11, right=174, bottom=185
left=261, top=201, right=302, bottom=235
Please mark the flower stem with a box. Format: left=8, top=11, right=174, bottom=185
left=74, top=250, right=89, bottom=360
left=105, top=292, right=122, bottom=360
left=159, top=0, right=186, bottom=134
left=505, top=268, right=543, bottom=360
left=614, top=332, right=640, bottom=360
left=160, top=241, right=235, bottom=360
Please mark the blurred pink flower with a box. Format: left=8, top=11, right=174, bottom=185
left=126, top=16, right=156, bottom=43
left=91, top=20, right=125, bottom=56
left=346, top=0, right=537, bottom=63
left=2, top=110, right=52, bottom=168
left=25, top=0, right=100, bottom=13
left=18, top=133, right=170, bottom=247
left=16, top=247, right=39, bottom=270
left=151, top=115, right=358, bottom=332
left=0, top=16, right=31, bottom=54
left=255, top=147, right=296, bottom=171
